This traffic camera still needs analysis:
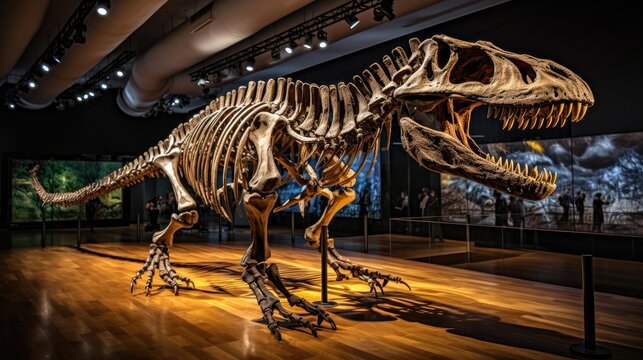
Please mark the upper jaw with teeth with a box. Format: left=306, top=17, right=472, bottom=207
left=487, top=101, right=590, bottom=130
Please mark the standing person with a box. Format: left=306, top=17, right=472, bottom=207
left=85, top=197, right=102, bottom=232
left=575, top=191, right=586, bottom=224
left=427, top=190, right=443, bottom=242
left=418, top=187, right=430, bottom=217
left=395, top=191, right=409, bottom=215
left=494, top=191, right=509, bottom=226
left=508, top=196, right=525, bottom=227
left=592, top=193, right=609, bottom=232
left=558, top=189, right=571, bottom=222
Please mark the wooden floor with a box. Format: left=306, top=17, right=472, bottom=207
left=1, top=243, right=642, bottom=359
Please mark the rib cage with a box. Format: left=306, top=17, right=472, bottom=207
left=30, top=39, right=417, bottom=214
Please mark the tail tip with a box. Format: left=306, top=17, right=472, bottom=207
left=29, top=165, right=41, bottom=176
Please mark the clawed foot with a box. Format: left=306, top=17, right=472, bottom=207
left=288, top=294, right=337, bottom=330
left=130, top=243, right=195, bottom=296
left=327, top=247, right=411, bottom=297
left=243, top=265, right=334, bottom=340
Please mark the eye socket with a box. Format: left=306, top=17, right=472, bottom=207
left=509, top=57, right=537, bottom=84
left=449, top=47, right=494, bottom=84
left=436, top=38, right=451, bottom=69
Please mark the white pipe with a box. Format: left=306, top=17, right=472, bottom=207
left=0, top=0, right=50, bottom=86
left=21, top=0, right=167, bottom=108
left=118, top=0, right=312, bottom=116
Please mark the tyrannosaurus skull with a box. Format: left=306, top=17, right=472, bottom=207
left=393, top=35, right=594, bottom=200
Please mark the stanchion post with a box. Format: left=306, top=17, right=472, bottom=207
left=363, top=214, right=368, bottom=253
left=313, top=226, right=336, bottom=306
left=570, top=255, right=612, bottom=358
left=218, top=215, right=222, bottom=243
left=291, top=211, right=295, bottom=247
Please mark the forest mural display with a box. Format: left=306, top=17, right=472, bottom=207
left=441, top=132, right=643, bottom=234
left=11, top=159, right=123, bottom=222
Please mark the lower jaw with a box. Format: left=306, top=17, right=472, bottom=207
left=399, top=116, right=554, bottom=200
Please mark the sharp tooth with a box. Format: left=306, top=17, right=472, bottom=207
left=555, top=103, right=565, bottom=119
left=499, top=107, right=508, bottom=120
left=510, top=159, right=514, bottom=172
left=502, top=117, right=509, bottom=129
left=487, top=106, right=493, bottom=119
left=486, top=153, right=491, bottom=161
left=578, top=104, right=588, bottom=121
left=531, top=166, right=539, bottom=179
left=530, top=116, right=538, bottom=129
left=560, top=116, right=568, bottom=127
left=543, top=169, right=549, bottom=182
left=523, top=164, right=529, bottom=177
left=508, top=117, right=516, bottom=130
left=515, top=163, right=521, bottom=174
left=546, top=114, right=554, bottom=128
left=537, top=116, right=545, bottom=129
left=552, top=171, right=558, bottom=184
left=496, top=156, right=503, bottom=166
left=491, top=155, right=496, bottom=164
left=504, top=159, right=509, bottom=169
left=521, top=117, right=530, bottom=130
left=532, top=107, right=541, bottom=118
left=545, top=104, right=556, bottom=118
left=493, top=106, right=501, bottom=119
left=571, top=102, right=582, bottom=121
left=563, top=102, right=574, bottom=119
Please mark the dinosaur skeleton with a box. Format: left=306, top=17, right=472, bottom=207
left=30, top=35, right=593, bottom=340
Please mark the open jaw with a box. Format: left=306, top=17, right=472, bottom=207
left=399, top=97, right=590, bottom=200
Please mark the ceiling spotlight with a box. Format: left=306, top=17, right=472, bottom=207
left=344, top=14, right=360, bottom=29
left=100, top=82, right=108, bottom=89
left=317, top=30, right=328, bottom=48
left=271, top=47, right=281, bottom=61
left=28, top=79, right=37, bottom=89
left=115, top=69, right=124, bottom=77
left=96, top=0, right=110, bottom=16
left=245, top=57, right=255, bottom=72
left=173, top=97, right=181, bottom=105
left=303, top=33, right=313, bottom=49
left=197, top=78, right=210, bottom=87
left=8, top=103, right=16, bottom=110
left=83, top=94, right=89, bottom=100
left=73, top=23, right=87, bottom=44
left=41, top=63, right=51, bottom=73
left=89, top=91, right=95, bottom=97
left=77, top=96, right=83, bottom=102
left=53, top=48, right=65, bottom=63
left=285, top=40, right=297, bottom=54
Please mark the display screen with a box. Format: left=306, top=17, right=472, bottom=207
left=441, top=132, right=643, bottom=234
left=11, top=159, right=124, bottom=222
left=276, top=151, right=382, bottom=218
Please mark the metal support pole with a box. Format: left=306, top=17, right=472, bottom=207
left=570, top=255, right=612, bottom=358
left=136, top=213, right=141, bottom=243
left=314, top=226, right=336, bottom=306
left=218, top=215, right=222, bottom=243
left=76, top=217, right=81, bottom=248
left=41, top=206, right=46, bottom=248
left=363, top=214, right=369, bottom=253
left=291, top=211, right=295, bottom=247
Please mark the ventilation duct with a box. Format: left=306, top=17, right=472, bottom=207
left=118, top=0, right=312, bottom=117
left=20, top=0, right=167, bottom=109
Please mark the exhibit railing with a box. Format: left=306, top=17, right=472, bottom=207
left=387, top=215, right=643, bottom=262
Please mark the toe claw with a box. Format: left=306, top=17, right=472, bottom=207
left=271, top=328, right=282, bottom=341
left=173, top=284, right=179, bottom=295
left=145, top=286, right=151, bottom=297
left=382, top=279, right=389, bottom=288
left=400, top=280, right=412, bottom=291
